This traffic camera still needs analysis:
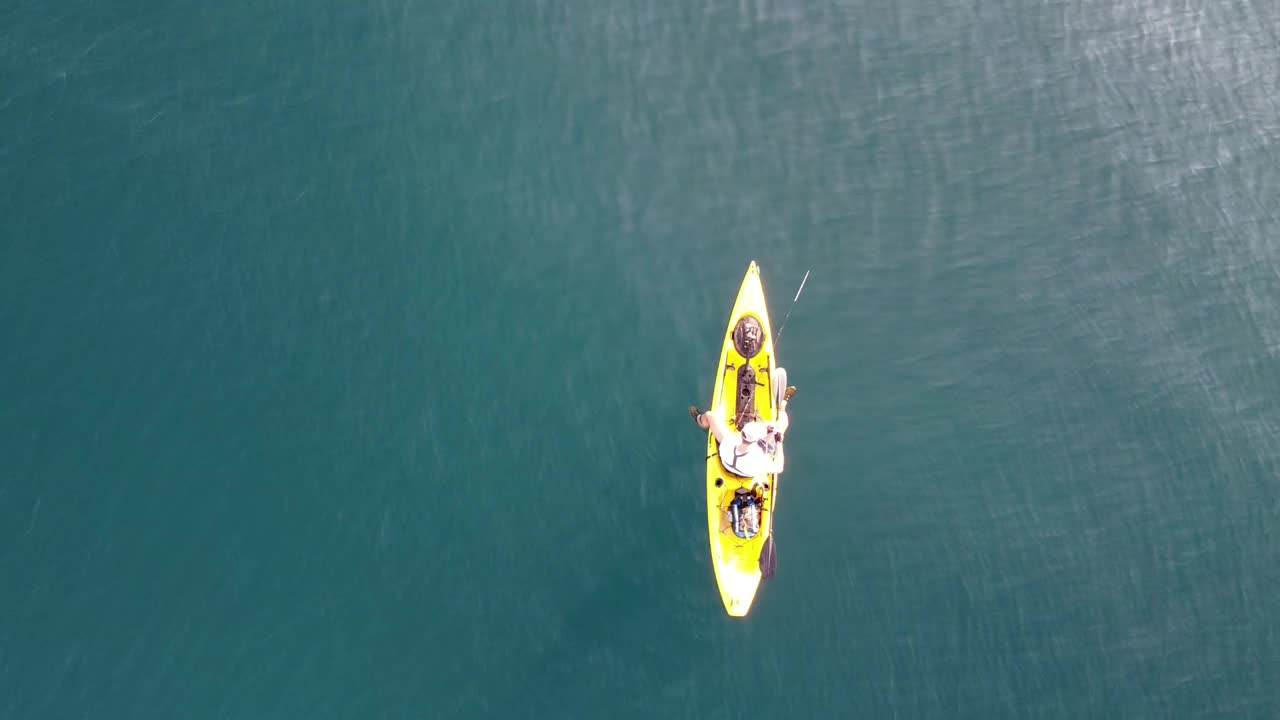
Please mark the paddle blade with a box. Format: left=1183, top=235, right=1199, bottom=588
left=759, top=535, right=777, bottom=579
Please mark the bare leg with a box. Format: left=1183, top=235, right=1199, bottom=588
left=699, top=411, right=733, bottom=444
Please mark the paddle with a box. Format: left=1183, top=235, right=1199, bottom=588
left=760, top=529, right=778, bottom=578
left=760, top=270, right=809, bottom=580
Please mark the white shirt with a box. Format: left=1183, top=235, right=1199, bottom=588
left=719, top=422, right=777, bottom=477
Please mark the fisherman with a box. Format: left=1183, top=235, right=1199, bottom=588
left=690, top=385, right=796, bottom=478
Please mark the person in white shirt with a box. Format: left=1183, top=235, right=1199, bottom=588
left=690, top=386, right=795, bottom=478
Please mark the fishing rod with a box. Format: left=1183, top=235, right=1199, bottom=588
left=773, top=269, right=810, bottom=348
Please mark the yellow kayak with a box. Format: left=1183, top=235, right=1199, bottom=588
left=704, top=261, right=785, bottom=617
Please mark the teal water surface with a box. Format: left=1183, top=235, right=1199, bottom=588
left=4, top=0, right=1280, bottom=717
